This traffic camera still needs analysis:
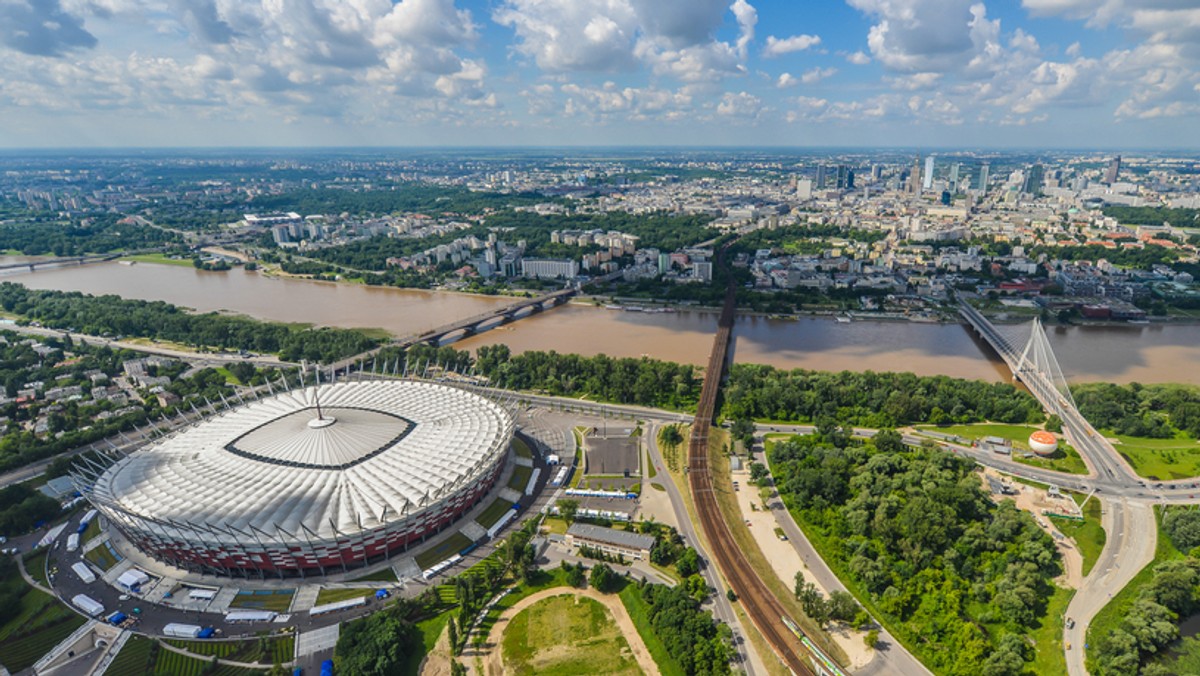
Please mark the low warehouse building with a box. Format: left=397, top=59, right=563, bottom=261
left=564, top=523, right=655, bottom=561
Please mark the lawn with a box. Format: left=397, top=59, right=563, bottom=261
left=1055, top=496, right=1107, bottom=576
left=24, top=549, right=50, bottom=587
left=917, top=422, right=1088, bottom=475
left=166, top=635, right=294, bottom=665
left=414, top=532, right=474, bottom=570
left=349, top=566, right=397, bottom=583
left=645, top=450, right=656, bottom=479
left=476, top=498, right=517, bottom=528
left=107, top=635, right=157, bottom=674
left=541, top=516, right=569, bottom=535
left=314, top=587, right=371, bottom=606
left=228, top=589, right=294, bottom=613
left=508, top=465, right=533, bottom=492
left=513, top=437, right=533, bottom=459
left=501, top=594, right=642, bottom=675
left=1087, top=505, right=1181, bottom=671
left=1111, top=433, right=1200, bottom=480
left=403, top=608, right=455, bottom=676
left=0, top=586, right=87, bottom=673
left=84, top=541, right=121, bottom=570
left=153, top=646, right=267, bottom=675
left=81, top=516, right=102, bottom=543
left=120, top=253, right=195, bottom=267
left=1027, top=585, right=1075, bottom=676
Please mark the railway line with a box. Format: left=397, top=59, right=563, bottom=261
left=686, top=261, right=822, bottom=676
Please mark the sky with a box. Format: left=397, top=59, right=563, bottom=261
left=0, top=0, right=1197, bottom=149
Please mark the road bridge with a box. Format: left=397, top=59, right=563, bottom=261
left=958, top=302, right=1137, bottom=483
left=0, top=253, right=122, bottom=272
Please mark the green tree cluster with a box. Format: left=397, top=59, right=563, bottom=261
left=771, top=434, right=1060, bottom=675
left=724, top=364, right=1043, bottom=427
left=0, top=214, right=181, bottom=256
left=1074, top=382, right=1200, bottom=439
left=0, top=483, right=63, bottom=536
left=1094, top=558, right=1200, bottom=675
left=634, top=579, right=732, bottom=675
left=0, top=283, right=377, bottom=363
left=333, top=604, right=421, bottom=674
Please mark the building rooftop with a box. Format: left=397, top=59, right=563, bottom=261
left=567, top=523, right=655, bottom=551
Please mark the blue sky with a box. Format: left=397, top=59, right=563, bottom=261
left=0, top=0, right=1196, bottom=148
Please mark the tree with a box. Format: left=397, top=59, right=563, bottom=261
left=334, top=607, right=421, bottom=675
left=590, top=563, right=616, bottom=593
left=726, top=588, right=737, bottom=602
left=731, top=417, right=755, bottom=449
left=1164, top=510, right=1200, bottom=552
left=827, top=590, right=862, bottom=623
left=658, top=424, right=683, bottom=449
left=675, top=547, right=700, bottom=577
left=557, top=499, right=579, bottom=524
left=447, top=617, right=458, bottom=655
left=795, top=580, right=829, bottom=625
left=1045, top=415, right=1063, bottom=433
left=864, top=629, right=879, bottom=649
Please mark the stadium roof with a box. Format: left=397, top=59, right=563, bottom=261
left=89, top=380, right=512, bottom=542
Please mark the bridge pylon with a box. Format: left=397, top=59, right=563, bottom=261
left=1013, top=317, right=1076, bottom=413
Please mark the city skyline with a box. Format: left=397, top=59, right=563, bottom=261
left=0, top=0, right=1197, bottom=149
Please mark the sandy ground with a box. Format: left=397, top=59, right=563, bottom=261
left=419, top=619, right=454, bottom=676
left=982, top=468, right=1084, bottom=590
left=731, top=468, right=875, bottom=670
left=473, top=587, right=656, bottom=676
left=637, top=456, right=682, bottom=531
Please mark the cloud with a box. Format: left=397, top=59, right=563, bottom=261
left=560, top=81, right=693, bottom=120
left=848, top=0, right=981, bottom=72
left=716, top=90, right=762, bottom=117
left=762, top=34, right=820, bottom=57
left=887, top=72, right=942, bottom=90
left=845, top=50, right=871, bottom=65
left=0, top=0, right=97, bottom=56
left=800, top=66, right=837, bottom=84
left=777, top=72, right=798, bottom=88
left=495, top=0, right=758, bottom=83
left=175, top=0, right=236, bottom=44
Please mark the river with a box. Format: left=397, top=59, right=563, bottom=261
left=6, top=259, right=1200, bottom=385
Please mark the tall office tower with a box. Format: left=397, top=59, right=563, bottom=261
left=1023, top=164, right=1045, bottom=196
left=923, top=155, right=935, bottom=191
left=836, top=165, right=852, bottom=189
left=845, top=169, right=855, bottom=190
left=1104, top=156, right=1121, bottom=184
left=871, top=164, right=882, bottom=181
left=910, top=155, right=922, bottom=193
left=977, top=163, right=990, bottom=192
left=815, top=165, right=827, bottom=189
left=949, top=163, right=961, bottom=188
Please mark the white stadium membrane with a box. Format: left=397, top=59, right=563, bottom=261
left=73, top=380, right=514, bottom=578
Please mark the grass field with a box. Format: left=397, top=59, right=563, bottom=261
left=81, top=517, right=102, bottom=543
left=513, top=437, right=533, bottom=459
left=476, top=498, right=517, bottom=528
left=645, top=450, right=656, bottom=479
left=501, top=594, right=641, bottom=675
left=84, top=541, right=120, bottom=570
left=404, top=609, right=455, bottom=675
left=314, top=587, right=371, bottom=606
left=24, top=549, right=50, bottom=587
left=107, top=635, right=157, bottom=674
left=1027, top=585, right=1075, bottom=676
left=120, top=253, right=195, bottom=267
left=917, top=423, right=1088, bottom=474
left=166, top=635, right=293, bottom=665
left=0, top=586, right=87, bottom=673
left=349, top=566, right=397, bottom=583
left=229, top=589, right=294, bottom=613
left=1087, top=506, right=1181, bottom=671
left=1111, top=433, right=1200, bottom=480
left=153, top=646, right=267, bottom=675
left=1055, top=496, right=1107, bottom=576
left=415, top=532, right=474, bottom=570
left=508, top=465, right=533, bottom=492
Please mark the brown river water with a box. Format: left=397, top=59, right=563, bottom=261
left=6, top=260, right=1200, bottom=385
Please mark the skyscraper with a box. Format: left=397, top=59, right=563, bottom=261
left=923, top=155, right=935, bottom=191
left=1105, top=156, right=1121, bottom=184
left=949, top=163, right=961, bottom=187
left=977, top=162, right=990, bottom=192
left=815, top=165, right=827, bottom=189
left=1023, top=164, right=1045, bottom=196
left=909, top=155, right=922, bottom=194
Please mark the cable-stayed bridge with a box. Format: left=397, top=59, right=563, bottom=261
left=958, top=301, right=1135, bottom=482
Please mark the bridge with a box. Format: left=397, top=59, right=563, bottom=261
left=958, top=301, right=1136, bottom=482
left=0, top=253, right=122, bottom=272
left=331, top=285, right=584, bottom=372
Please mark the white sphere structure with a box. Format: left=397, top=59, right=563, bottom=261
left=1029, top=430, right=1059, bottom=456
left=75, top=380, right=513, bottom=578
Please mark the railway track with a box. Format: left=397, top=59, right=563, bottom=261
left=686, top=262, right=818, bottom=676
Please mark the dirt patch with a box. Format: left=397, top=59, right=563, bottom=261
left=420, top=620, right=453, bottom=676
left=472, top=587, right=655, bottom=676
left=982, top=468, right=1083, bottom=590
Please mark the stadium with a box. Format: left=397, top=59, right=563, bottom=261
left=72, top=379, right=514, bottom=578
